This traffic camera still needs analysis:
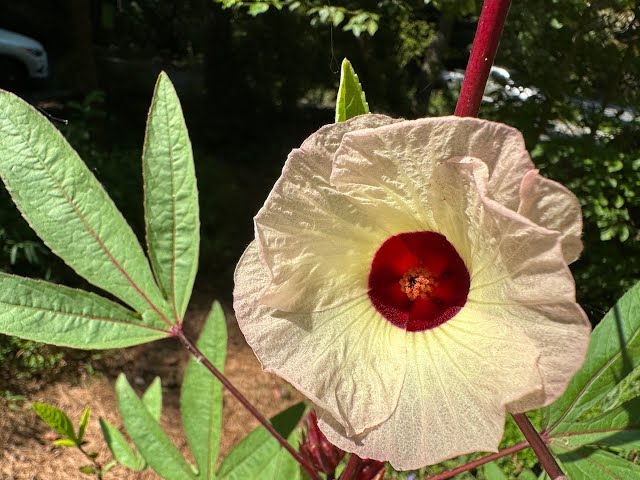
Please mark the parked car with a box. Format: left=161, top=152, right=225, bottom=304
left=0, top=28, right=48, bottom=90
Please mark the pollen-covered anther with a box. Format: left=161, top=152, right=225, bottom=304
left=399, top=267, right=436, bottom=301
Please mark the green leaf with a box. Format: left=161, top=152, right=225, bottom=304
left=142, top=376, right=163, bottom=422
left=143, top=72, right=199, bottom=322
left=248, top=2, right=269, bottom=15
left=217, top=402, right=306, bottom=480
left=542, top=282, right=640, bottom=450
left=335, top=58, right=369, bottom=122
left=483, top=462, right=507, bottom=480
left=0, top=89, right=169, bottom=324
left=517, top=469, right=537, bottom=480
left=583, top=364, right=640, bottom=418
left=79, top=465, right=97, bottom=475
left=33, top=402, right=77, bottom=443
left=77, top=406, right=90, bottom=442
left=99, top=418, right=146, bottom=471
left=116, top=374, right=195, bottom=479
left=53, top=438, right=77, bottom=447
left=554, top=446, right=640, bottom=479
left=181, top=301, right=227, bottom=479
left=0, top=273, right=167, bottom=349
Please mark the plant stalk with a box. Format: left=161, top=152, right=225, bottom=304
left=454, top=2, right=566, bottom=479
left=424, top=441, right=529, bottom=480
left=173, top=326, right=321, bottom=480
left=454, top=0, right=512, bottom=117
left=512, top=414, right=566, bottom=480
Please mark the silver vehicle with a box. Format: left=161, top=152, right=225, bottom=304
left=0, top=28, right=49, bottom=89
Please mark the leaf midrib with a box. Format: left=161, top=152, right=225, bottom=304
left=4, top=110, right=171, bottom=326
left=0, top=297, right=167, bottom=333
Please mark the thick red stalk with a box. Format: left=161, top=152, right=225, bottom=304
left=425, top=441, right=528, bottom=480
left=453, top=2, right=567, bottom=479
left=454, top=0, right=512, bottom=117
left=512, top=414, right=566, bottom=480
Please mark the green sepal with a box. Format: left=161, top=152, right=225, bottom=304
left=335, top=58, right=370, bottom=122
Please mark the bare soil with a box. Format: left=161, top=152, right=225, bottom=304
left=0, top=294, right=302, bottom=479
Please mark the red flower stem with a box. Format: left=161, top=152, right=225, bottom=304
left=453, top=2, right=567, bottom=479
left=172, top=326, right=321, bottom=480
left=424, top=440, right=529, bottom=480
left=512, top=414, right=566, bottom=479
left=340, top=454, right=363, bottom=480
left=454, top=0, right=512, bottom=117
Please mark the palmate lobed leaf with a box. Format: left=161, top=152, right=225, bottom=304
left=143, top=72, right=199, bottom=322
left=335, top=58, right=370, bottom=123
left=0, top=273, right=168, bottom=349
left=116, top=374, right=196, bottom=479
left=180, top=301, right=227, bottom=479
left=0, top=89, right=171, bottom=327
left=217, top=402, right=306, bottom=480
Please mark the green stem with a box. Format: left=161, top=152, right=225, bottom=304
left=77, top=444, right=103, bottom=478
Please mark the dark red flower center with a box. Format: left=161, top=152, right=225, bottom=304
left=368, top=231, right=470, bottom=332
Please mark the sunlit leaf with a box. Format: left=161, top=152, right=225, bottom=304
left=181, top=301, right=227, bottom=479
left=53, top=438, right=77, bottom=447
left=0, top=273, right=167, bottom=349
left=217, top=402, right=306, bottom=480
left=483, top=462, right=508, bottom=480
left=555, top=446, right=640, bottom=479
left=542, top=282, right=640, bottom=450
left=335, top=58, right=369, bottom=122
left=77, top=406, right=90, bottom=442
left=0, top=89, right=169, bottom=324
left=116, top=374, right=196, bottom=479
left=143, top=72, right=199, bottom=322
left=33, top=402, right=77, bottom=443
left=142, top=376, right=163, bottom=422
left=99, top=418, right=146, bottom=471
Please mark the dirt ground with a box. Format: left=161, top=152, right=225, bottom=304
left=0, top=293, right=303, bottom=479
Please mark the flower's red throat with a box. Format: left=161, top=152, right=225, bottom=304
left=368, top=231, right=470, bottom=332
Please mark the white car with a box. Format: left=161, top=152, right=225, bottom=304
left=0, top=28, right=49, bottom=89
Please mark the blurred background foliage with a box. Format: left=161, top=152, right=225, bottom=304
left=0, top=0, right=638, bottom=376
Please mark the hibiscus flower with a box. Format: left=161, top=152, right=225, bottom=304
left=233, top=115, right=591, bottom=470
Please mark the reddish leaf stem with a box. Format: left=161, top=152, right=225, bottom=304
left=172, top=326, right=321, bottom=480
left=512, top=414, right=566, bottom=480
left=424, top=441, right=529, bottom=480
left=454, top=0, right=512, bottom=117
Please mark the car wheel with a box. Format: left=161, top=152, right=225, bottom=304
left=0, top=57, right=29, bottom=91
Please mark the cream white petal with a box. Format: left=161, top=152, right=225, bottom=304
left=255, top=114, right=398, bottom=312
left=317, top=307, right=542, bottom=470
left=233, top=242, right=407, bottom=436
left=330, top=117, right=534, bottom=230
left=452, top=159, right=591, bottom=408
left=334, top=126, right=588, bottom=410
left=518, top=169, right=583, bottom=263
